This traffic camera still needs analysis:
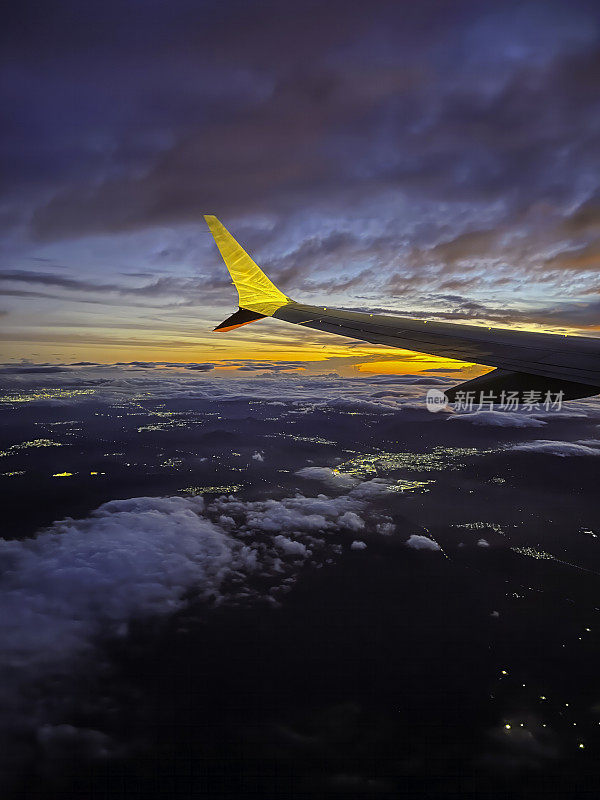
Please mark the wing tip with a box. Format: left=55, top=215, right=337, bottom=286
left=204, top=215, right=292, bottom=316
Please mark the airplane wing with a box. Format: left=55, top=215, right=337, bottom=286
left=205, top=215, right=600, bottom=402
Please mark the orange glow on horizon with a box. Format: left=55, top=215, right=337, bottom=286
left=2, top=317, right=595, bottom=375
left=355, top=357, right=484, bottom=376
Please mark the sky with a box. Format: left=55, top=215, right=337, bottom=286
left=1, top=0, right=600, bottom=373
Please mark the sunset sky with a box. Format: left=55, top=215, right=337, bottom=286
left=2, top=0, right=599, bottom=374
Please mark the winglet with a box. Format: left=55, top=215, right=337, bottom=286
left=205, top=215, right=292, bottom=324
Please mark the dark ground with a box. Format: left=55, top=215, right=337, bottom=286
left=1, top=371, right=600, bottom=798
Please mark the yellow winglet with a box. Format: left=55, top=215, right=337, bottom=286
left=204, top=215, right=292, bottom=317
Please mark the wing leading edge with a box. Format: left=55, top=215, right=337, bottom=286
left=205, top=215, right=600, bottom=401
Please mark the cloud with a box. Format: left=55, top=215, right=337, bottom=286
left=252, top=451, right=265, bottom=461
left=449, top=411, right=548, bottom=428
left=338, top=511, right=365, bottom=532
left=508, top=439, right=600, bottom=456
left=37, top=724, right=119, bottom=762
left=69, top=361, right=102, bottom=366
left=213, top=491, right=366, bottom=537
left=350, top=540, right=367, bottom=550
left=0, top=270, right=125, bottom=292
left=481, top=716, right=559, bottom=772
left=544, top=240, right=600, bottom=272
left=477, top=538, right=490, bottom=547
left=369, top=376, right=449, bottom=393
left=235, top=362, right=308, bottom=372
left=0, top=270, right=218, bottom=309
left=184, top=363, right=215, bottom=372
left=564, top=190, right=600, bottom=235
left=273, top=535, right=310, bottom=557
left=0, top=496, right=236, bottom=676
left=0, top=474, right=401, bottom=776
left=111, top=361, right=216, bottom=371
left=0, top=365, right=72, bottom=375
left=405, top=534, right=441, bottom=551
left=295, top=466, right=359, bottom=490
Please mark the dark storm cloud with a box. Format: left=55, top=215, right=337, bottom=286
left=98, top=359, right=304, bottom=372
left=0, top=269, right=227, bottom=299
left=68, top=361, right=102, bottom=366
left=234, top=360, right=307, bottom=372
left=114, top=361, right=160, bottom=368
left=0, top=365, right=71, bottom=374
left=13, top=359, right=307, bottom=374
left=112, top=361, right=215, bottom=371
left=0, top=0, right=596, bottom=240
left=0, top=269, right=123, bottom=292
left=184, top=363, right=215, bottom=371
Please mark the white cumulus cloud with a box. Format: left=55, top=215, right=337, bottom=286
left=508, top=440, right=600, bottom=457
left=0, top=495, right=238, bottom=677
left=405, top=534, right=441, bottom=551
left=0, top=475, right=397, bottom=763
left=273, top=535, right=310, bottom=557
